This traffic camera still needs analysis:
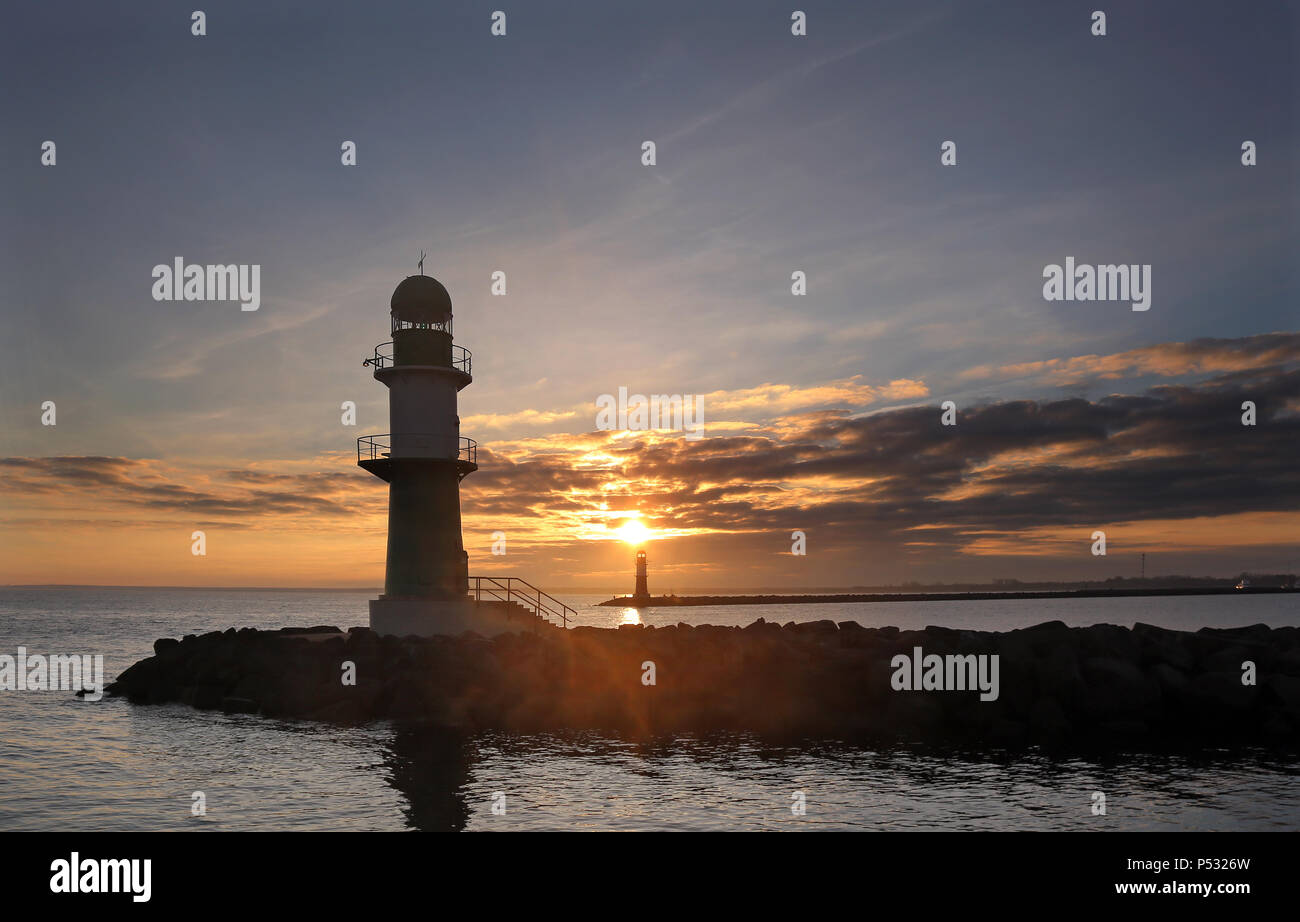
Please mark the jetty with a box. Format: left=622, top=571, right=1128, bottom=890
left=107, top=619, right=1300, bottom=750
left=598, top=586, right=1296, bottom=607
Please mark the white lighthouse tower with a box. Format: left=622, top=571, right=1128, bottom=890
left=358, top=268, right=574, bottom=636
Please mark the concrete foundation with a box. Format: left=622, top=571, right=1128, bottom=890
left=369, top=597, right=547, bottom=638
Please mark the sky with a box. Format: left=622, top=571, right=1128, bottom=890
left=1, top=0, right=1297, bottom=590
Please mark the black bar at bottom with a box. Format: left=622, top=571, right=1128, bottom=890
left=2, top=831, right=1286, bottom=909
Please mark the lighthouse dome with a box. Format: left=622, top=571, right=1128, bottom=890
left=390, top=274, right=452, bottom=324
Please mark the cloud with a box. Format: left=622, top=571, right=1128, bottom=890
left=126, top=302, right=336, bottom=381
left=461, top=408, right=582, bottom=430
left=0, top=456, right=380, bottom=522
left=458, top=362, right=1300, bottom=558
left=661, top=10, right=953, bottom=147
left=462, top=375, right=929, bottom=433
left=959, top=332, right=1300, bottom=387
left=704, top=378, right=929, bottom=414
left=5, top=338, right=1298, bottom=583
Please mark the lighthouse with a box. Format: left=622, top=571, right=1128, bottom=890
left=358, top=269, right=575, bottom=636
left=358, top=272, right=476, bottom=635
left=634, top=550, right=649, bottom=601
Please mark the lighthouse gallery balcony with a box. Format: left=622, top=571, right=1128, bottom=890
left=365, top=341, right=471, bottom=375
left=357, top=434, right=478, bottom=482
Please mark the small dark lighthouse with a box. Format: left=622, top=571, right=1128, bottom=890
left=634, top=550, right=649, bottom=602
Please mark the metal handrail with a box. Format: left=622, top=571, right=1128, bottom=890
left=356, top=434, right=477, bottom=465
left=357, top=434, right=390, bottom=461
left=362, top=343, right=394, bottom=369
left=468, top=576, right=575, bottom=629
left=364, top=341, right=471, bottom=375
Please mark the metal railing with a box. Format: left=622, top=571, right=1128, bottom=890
left=357, top=434, right=477, bottom=465
left=363, top=341, right=471, bottom=374
left=362, top=342, right=393, bottom=369
left=357, top=434, right=389, bottom=461
left=469, top=576, right=575, bottom=629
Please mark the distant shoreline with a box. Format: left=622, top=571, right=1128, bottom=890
left=599, top=587, right=1299, bottom=607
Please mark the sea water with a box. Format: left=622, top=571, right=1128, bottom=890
left=0, top=588, right=1296, bottom=831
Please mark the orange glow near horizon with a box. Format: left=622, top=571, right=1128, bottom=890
left=3, top=358, right=1298, bottom=588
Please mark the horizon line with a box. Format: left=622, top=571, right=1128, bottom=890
left=3, top=573, right=1286, bottom=594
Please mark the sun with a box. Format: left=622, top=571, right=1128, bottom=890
left=615, top=519, right=652, bottom=545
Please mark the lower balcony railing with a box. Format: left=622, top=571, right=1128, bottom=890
left=357, top=435, right=476, bottom=465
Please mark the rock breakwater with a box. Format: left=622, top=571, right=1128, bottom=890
left=106, top=620, right=1300, bottom=749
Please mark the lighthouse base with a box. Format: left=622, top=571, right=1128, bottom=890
left=369, top=597, right=549, bottom=638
